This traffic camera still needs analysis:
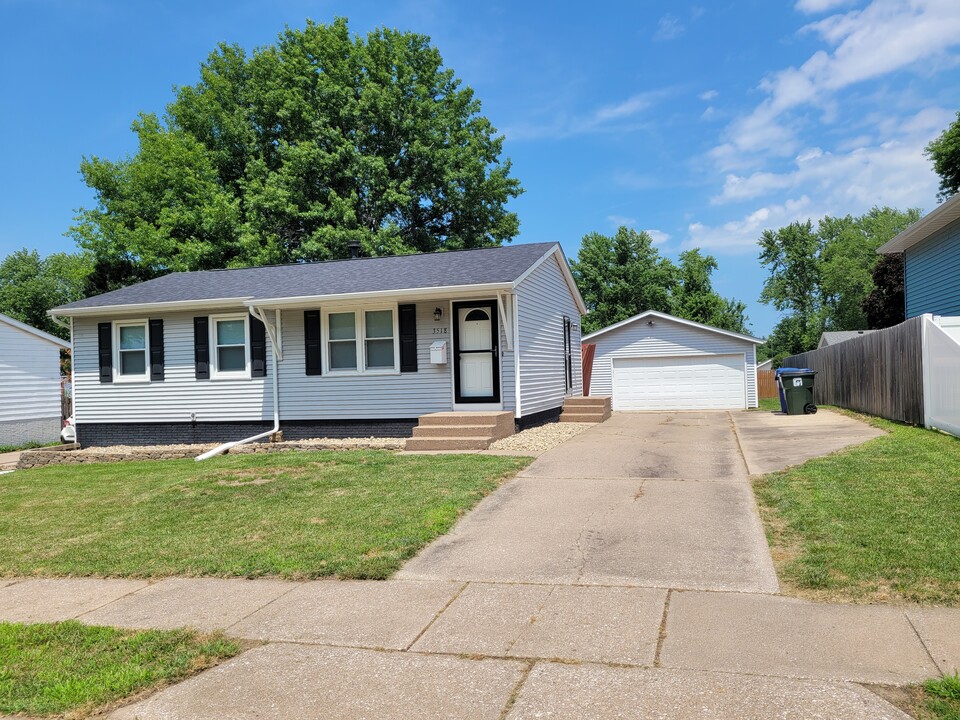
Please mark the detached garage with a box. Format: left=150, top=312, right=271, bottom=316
left=583, top=311, right=762, bottom=411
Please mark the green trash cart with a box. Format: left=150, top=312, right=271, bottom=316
left=778, top=370, right=818, bottom=415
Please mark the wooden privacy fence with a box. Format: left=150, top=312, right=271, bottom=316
left=783, top=316, right=924, bottom=425
left=757, top=370, right=779, bottom=399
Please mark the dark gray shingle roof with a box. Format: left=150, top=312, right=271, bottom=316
left=54, top=243, right=559, bottom=312
left=818, top=330, right=877, bottom=347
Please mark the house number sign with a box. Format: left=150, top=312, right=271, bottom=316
left=432, top=327, right=448, bottom=335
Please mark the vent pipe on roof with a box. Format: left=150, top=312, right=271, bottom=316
left=347, top=240, right=361, bottom=259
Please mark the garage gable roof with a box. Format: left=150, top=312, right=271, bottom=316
left=0, top=312, right=70, bottom=350
left=581, top=310, right=763, bottom=345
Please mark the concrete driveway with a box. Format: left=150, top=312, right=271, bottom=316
left=398, top=409, right=883, bottom=593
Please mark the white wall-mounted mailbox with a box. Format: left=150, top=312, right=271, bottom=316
left=430, top=340, right=448, bottom=364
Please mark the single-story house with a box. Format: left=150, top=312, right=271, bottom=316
left=0, top=313, right=69, bottom=445
left=49, top=243, right=586, bottom=446
left=582, top=310, right=762, bottom=411
left=818, top=330, right=877, bottom=349
left=878, top=192, right=960, bottom=317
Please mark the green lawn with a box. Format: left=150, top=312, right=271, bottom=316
left=0, top=441, right=59, bottom=454
left=756, top=396, right=782, bottom=412
left=0, top=450, right=529, bottom=579
left=922, top=674, right=960, bottom=720
left=0, top=621, right=240, bottom=717
left=755, top=416, right=960, bottom=604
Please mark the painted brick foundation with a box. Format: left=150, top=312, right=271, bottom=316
left=516, top=406, right=563, bottom=431
left=76, top=419, right=418, bottom=447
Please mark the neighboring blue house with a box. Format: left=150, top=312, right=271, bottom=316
left=878, top=193, right=960, bottom=318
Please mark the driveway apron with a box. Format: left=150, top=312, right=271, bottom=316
left=398, top=412, right=780, bottom=593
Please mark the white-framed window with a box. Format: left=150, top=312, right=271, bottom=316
left=210, top=314, right=250, bottom=379
left=114, top=320, right=149, bottom=382
left=322, top=306, right=398, bottom=374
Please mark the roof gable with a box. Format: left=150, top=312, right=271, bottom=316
left=0, top=313, right=70, bottom=349
left=582, top=310, right=763, bottom=345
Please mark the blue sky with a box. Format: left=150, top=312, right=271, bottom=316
left=2, top=0, right=959, bottom=335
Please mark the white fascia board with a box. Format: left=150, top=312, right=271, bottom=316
left=582, top=309, right=764, bottom=345
left=511, top=244, right=588, bottom=315
left=247, top=283, right=515, bottom=309
left=878, top=194, right=960, bottom=254
left=0, top=312, right=70, bottom=349
left=50, top=297, right=254, bottom=318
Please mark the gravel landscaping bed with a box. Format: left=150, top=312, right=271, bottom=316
left=489, top=422, right=594, bottom=453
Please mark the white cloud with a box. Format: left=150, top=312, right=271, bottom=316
left=699, top=90, right=718, bottom=101
left=607, top=214, right=636, bottom=227
left=685, top=196, right=814, bottom=252
left=716, top=0, right=960, bottom=161
left=795, top=0, right=854, bottom=14
left=647, top=229, right=671, bottom=244
left=503, top=90, right=668, bottom=141
left=654, top=14, right=685, bottom=41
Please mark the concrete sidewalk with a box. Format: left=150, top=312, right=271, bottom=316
left=1, top=575, right=957, bottom=718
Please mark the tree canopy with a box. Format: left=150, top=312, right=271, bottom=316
left=0, top=250, right=91, bottom=338
left=570, top=226, right=748, bottom=335
left=926, top=110, right=960, bottom=201
left=757, top=207, right=920, bottom=362
left=70, top=18, right=522, bottom=286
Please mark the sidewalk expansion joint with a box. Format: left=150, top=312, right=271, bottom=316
left=72, top=579, right=158, bottom=621
left=653, top=588, right=673, bottom=667
left=903, top=609, right=943, bottom=675
left=498, top=660, right=535, bottom=720
left=403, top=581, right=469, bottom=651
left=223, top=581, right=306, bottom=633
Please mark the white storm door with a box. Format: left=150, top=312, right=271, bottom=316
left=454, top=302, right=499, bottom=402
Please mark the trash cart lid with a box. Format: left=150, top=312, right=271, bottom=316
left=777, top=368, right=816, bottom=376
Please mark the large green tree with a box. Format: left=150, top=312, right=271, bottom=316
left=673, top=249, right=749, bottom=334
left=926, top=110, right=960, bottom=201
left=758, top=207, right=919, bottom=361
left=0, top=250, right=91, bottom=338
left=571, top=227, right=677, bottom=334
left=70, top=18, right=522, bottom=279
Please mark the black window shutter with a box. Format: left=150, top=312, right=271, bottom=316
left=97, top=322, right=113, bottom=384
left=194, top=316, right=210, bottom=380
left=399, top=304, right=418, bottom=373
left=250, top=316, right=267, bottom=378
left=304, top=310, right=322, bottom=376
left=149, top=319, right=164, bottom=381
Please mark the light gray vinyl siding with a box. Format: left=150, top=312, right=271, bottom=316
left=0, top=321, right=62, bottom=424
left=587, top=317, right=758, bottom=408
left=73, top=300, right=516, bottom=423
left=278, top=302, right=456, bottom=419
left=515, top=254, right=583, bottom=416
left=74, top=311, right=274, bottom=423
left=905, top=222, right=960, bottom=318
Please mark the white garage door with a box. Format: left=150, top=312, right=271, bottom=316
left=612, top=354, right=746, bottom=411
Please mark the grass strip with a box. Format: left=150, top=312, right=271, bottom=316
left=754, top=415, right=960, bottom=605
left=0, top=620, right=240, bottom=717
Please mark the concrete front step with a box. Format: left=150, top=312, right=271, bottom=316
left=405, top=437, right=494, bottom=451
left=560, top=412, right=610, bottom=423
left=412, top=425, right=507, bottom=439
left=563, top=396, right=612, bottom=408
left=417, top=412, right=513, bottom=428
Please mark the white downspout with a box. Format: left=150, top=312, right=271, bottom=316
left=196, top=307, right=281, bottom=461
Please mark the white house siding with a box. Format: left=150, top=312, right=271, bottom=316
left=0, top=321, right=63, bottom=444
left=73, top=311, right=273, bottom=424
left=515, top=254, right=583, bottom=417
left=588, top=317, right=758, bottom=408
left=74, top=300, right=516, bottom=423
left=279, top=301, right=463, bottom=419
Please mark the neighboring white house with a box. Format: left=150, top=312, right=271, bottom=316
left=0, top=313, right=69, bottom=445
left=582, top=310, right=763, bottom=411
left=49, top=243, right=586, bottom=446
left=756, top=358, right=774, bottom=372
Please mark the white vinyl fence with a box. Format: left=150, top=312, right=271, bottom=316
left=922, top=315, right=960, bottom=438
